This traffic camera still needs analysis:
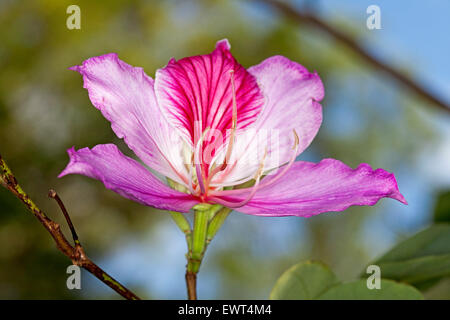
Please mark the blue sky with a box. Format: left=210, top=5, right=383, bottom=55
left=317, top=0, right=450, bottom=101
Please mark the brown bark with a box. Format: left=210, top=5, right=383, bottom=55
left=0, top=154, right=140, bottom=300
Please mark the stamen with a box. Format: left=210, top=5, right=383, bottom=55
left=194, top=127, right=210, bottom=195
left=209, top=148, right=267, bottom=208
left=207, top=161, right=238, bottom=187
left=208, top=161, right=259, bottom=188
left=187, top=153, right=196, bottom=195
left=256, top=129, right=299, bottom=189
left=210, top=130, right=299, bottom=195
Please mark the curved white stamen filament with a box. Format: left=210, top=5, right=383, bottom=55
left=194, top=127, right=210, bottom=195
left=208, top=162, right=260, bottom=188
left=208, top=161, right=238, bottom=187
left=187, top=153, right=196, bottom=195
left=209, top=130, right=299, bottom=195
left=256, top=129, right=299, bottom=190
left=209, top=148, right=267, bottom=208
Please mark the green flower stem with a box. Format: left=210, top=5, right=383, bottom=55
left=181, top=204, right=230, bottom=300
left=184, top=207, right=209, bottom=300
left=169, top=201, right=230, bottom=299
left=206, top=207, right=232, bottom=244
left=188, top=208, right=209, bottom=273
left=170, top=211, right=192, bottom=252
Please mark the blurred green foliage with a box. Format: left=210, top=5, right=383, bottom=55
left=271, top=220, right=450, bottom=300
left=0, top=0, right=447, bottom=299
left=270, top=261, right=424, bottom=300
left=369, top=224, right=450, bottom=290
left=434, top=191, right=450, bottom=223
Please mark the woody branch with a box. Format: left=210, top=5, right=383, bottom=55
left=260, top=0, right=450, bottom=113
left=0, top=152, right=140, bottom=300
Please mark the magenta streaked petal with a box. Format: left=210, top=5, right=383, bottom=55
left=211, top=159, right=406, bottom=217
left=70, top=53, right=189, bottom=186
left=58, top=144, right=199, bottom=212
left=154, top=39, right=264, bottom=145
left=210, top=55, right=325, bottom=186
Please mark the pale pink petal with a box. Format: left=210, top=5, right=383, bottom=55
left=59, top=144, right=199, bottom=212
left=210, top=55, right=324, bottom=186
left=154, top=39, right=264, bottom=145
left=211, top=159, right=407, bottom=217
left=70, top=54, right=189, bottom=186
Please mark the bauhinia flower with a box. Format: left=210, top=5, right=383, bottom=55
left=60, top=39, right=407, bottom=217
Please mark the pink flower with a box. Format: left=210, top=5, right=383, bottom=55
left=59, top=39, right=407, bottom=217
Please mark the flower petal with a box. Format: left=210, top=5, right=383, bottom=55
left=211, top=55, right=325, bottom=186
left=70, top=53, right=189, bottom=185
left=58, top=144, right=199, bottom=212
left=212, top=159, right=407, bottom=217
left=154, top=39, right=264, bottom=145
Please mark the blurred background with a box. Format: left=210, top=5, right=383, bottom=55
left=0, top=0, right=449, bottom=299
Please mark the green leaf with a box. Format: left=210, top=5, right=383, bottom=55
left=270, top=261, right=424, bottom=300
left=434, top=191, right=450, bottom=223
left=317, top=279, right=424, bottom=300
left=270, top=261, right=338, bottom=300
left=376, top=224, right=450, bottom=261
left=377, top=254, right=450, bottom=287
left=367, top=224, right=450, bottom=288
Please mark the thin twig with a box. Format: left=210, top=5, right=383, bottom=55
left=48, top=189, right=80, bottom=244
left=0, top=153, right=140, bottom=300
left=259, top=0, right=450, bottom=113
